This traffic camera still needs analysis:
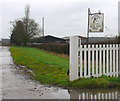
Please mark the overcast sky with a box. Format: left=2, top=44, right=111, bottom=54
left=0, top=0, right=119, bottom=40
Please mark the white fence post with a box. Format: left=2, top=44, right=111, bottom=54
left=110, top=44, right=112, bottom=76
left=106, top=45, right=109, bottom=76
left=96, top=45, right=98, bottom=77
left=103, top=45, right=105, bottom=75
left=70, top=36, right=79, bottom=81
left=99, top=45, right=102, bottom=76
left=117, top=44, right=119, bottom=77
left=84, top=45, right=87, bottom=78
left=88, top=45, right=91, bottom=77
left=92, top=45, right=95, bottom=76
left=113, top=44, right=115, bottom=76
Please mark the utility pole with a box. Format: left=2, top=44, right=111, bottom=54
left=87, top=8, right=90, bottom=44
left=42, top=17, right=44, bottom=37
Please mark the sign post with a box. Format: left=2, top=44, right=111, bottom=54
left=87, top=8, right=104, bottom=43
left=89, top=13, right=104, bottom=32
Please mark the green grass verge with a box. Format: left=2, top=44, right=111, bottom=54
left=10, top=46, right=120, bottom=89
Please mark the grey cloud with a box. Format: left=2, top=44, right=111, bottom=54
left=0, top=0, right=119, bottom=39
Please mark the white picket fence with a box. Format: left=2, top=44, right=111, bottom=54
left=70, top=36, right=120, bottom=81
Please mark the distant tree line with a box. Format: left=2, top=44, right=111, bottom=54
left=10, top=4, right=41, bottom=46
left=118, top=36, right=120, bottom=43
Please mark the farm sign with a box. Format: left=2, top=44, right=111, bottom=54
left=89, top=13, right=104, bottom=32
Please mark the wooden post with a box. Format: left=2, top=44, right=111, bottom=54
left=106, top=45, right=109, bottom=76
left=99, top=45, right=102, bottom=76
left=113, top=44, right=115, bottom=76
left=96, top=45, right=98, bottom=77
left=84, top=45, right=87, bottom=78
left=116, top=44, right=119, bottom=77
left=110, top=44, right=112, bottom=76
left=70, top=36, right=79, bottom=81
left=92, top=45, right=95, bottom=76
left=103, top=45, right=105, bottom=74
left=118, top=44, right=120, bottom=76
left=88, top=45, right=91, bottom=77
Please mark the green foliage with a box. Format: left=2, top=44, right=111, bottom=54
left=69, top=76, right=119, bottom=89
left=30, top=43, right=69, bottom=55
left=10, top=46, right=120, bottom=89
left=10, top=21, right=27, bottom=45
left=10, top=5, right=41, bottom=46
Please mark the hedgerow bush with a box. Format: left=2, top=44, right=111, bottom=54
left=30, top=43, right=69, bottom=55
left=28, top=38, right=119, bottom=56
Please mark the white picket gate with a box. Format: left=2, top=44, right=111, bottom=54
left=70, top=36, right=120, bottom=81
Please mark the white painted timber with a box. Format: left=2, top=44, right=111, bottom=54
left=70, top=36, right=79, bottom=81
left=69, top=36, right=119, bottom=81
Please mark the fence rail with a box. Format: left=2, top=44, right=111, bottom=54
left=70, top=36, right=120, bottom=81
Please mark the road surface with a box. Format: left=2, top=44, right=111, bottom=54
left=1, top=46, right=69, bottom=99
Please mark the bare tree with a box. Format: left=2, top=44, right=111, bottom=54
left=23, top=4, right=41, bottom=43
left=25, top=4, right=30, bottom=35
left=10, top=4, right=41, bottom=45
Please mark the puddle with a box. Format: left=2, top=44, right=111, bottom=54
left=68, top=89, right=119, bottom=99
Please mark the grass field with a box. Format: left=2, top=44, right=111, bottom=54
left=10, top=46, right=120, bottom=89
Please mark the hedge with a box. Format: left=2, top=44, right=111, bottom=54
left=30, top=43, right=69, bottom=55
